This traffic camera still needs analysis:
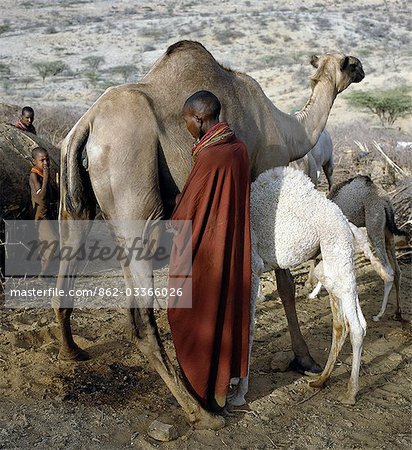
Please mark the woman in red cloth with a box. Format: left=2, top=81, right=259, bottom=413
left=168, top=91, right=251, bottom=412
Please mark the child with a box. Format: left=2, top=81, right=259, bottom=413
left=16, top=106, right=37, bottom=135
left=29, top=147, right=58, bottom=276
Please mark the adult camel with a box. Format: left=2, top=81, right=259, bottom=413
left=55, top=41, right=364, bottom=429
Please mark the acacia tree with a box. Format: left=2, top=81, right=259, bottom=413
left=110, top=65, right=136, bottom=83
left=82, top=55, right=105, bottom=72
left=81, top=56, right=105, bottom=88
left=33, top=60, right=68, bottom=82
left=347, top=87, right=412, bottom=126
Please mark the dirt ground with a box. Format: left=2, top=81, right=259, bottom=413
left=0, top=251, right=411, bottom=449
left=2, top=160, right=411, bottom=449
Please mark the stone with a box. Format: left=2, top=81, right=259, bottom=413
left=147, top=419, right=178, bottom=442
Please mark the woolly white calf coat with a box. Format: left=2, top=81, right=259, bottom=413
left=229, top=167, right=367, bottom=406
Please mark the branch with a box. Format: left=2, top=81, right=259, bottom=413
left=372, top=142, right=409, bottom=177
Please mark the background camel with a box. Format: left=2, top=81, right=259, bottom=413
left=56, top=40, right=364, bottom=427
left=308, top=175, right=407, bottom=322
left=293, top=129, right=334, bottom=190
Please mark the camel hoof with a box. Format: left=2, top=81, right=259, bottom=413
left=393, top=312, right=405, bottom=322
left=58, top=345, right=90, bottom=361
left=308, top=378, right=324, bottom=389
left=372, top=315, right=381, bottom=322
left=340, top=395, right=356, bottom=406
left=193, top=411, right=225, bottom=430
left=289, top=356, right=322, bottom=375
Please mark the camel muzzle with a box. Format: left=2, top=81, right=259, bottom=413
left=354, top=67, right=365, bottom=83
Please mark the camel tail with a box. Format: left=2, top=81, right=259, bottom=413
left=384, top=201, right=407, bottom=237
left=61, top=119, right=95, bottom=218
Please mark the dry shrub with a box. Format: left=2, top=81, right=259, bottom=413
left=391, top=177, right=412, bottom=257
left=35, top=106, right=83, bottom=146
left=215, top=30, right=245, bottom=45
left=328, top=120, right=412, bottom=260
left=0, top=103, right=19, bottom=124
left=329, top=120, right=412, bottom=180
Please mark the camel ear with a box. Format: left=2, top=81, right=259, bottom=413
left=310, top=55, right=319, bottom=68
left=340, top=56, right=350, bottom=71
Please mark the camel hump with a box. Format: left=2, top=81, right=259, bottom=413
left=166, top=40, right=209, bottom=57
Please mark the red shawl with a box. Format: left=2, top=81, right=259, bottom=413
left=168, top=126, right=251, bottom=410
left=16, top=120, right=37, bottom=135
left=191, top=122, right=234, bottom=162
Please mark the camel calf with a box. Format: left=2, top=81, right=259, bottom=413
left=229, top=167, right=367, bottom=407
left=308, top=175, right=407, bottom=321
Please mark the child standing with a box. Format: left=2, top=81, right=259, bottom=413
left=29, top=147, right=58, bottom=276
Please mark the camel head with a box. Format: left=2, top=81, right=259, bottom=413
left=310, top=53, right=365, bottom=94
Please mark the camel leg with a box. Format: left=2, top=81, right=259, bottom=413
left=308, top=262, right=345, bottom=386
left=305, top=258, right=317, bottom=290
left=307, top=154, right=318, bottom=187
left=310, top=293, right=364, bottom=405
left=310, top=263, right=366, bottom=404
left=323, top=161, right=334, bottom=191
left=53, top=219, right=94, bottom=361
left=275, top=268, right=322, bottom=374
left=308, top=281, right=323, bottom=299
left=55, top=308, right=90, bottom=361
left=110, top=220, right=224, bottom=430
left=130, top=303, right=224, bottom=428
left=349, top=223, right=394, bottom=321
left=386, top=229, right=402, bottom=320
left=340, top=287, right=366, bottom=405
left=342, top=314, right=365, bottom=405
left=367, top=227, right=394, bottom=322
left=309, top=293, right=347, bottom=389
left=363, top=209, right=395, bottom=321
left=372, top=280, right=394, bottom=322
left=308, top=261, right=324, bottom=299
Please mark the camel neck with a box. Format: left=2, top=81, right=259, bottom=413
left=295, top=78, right=337, bottom=148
